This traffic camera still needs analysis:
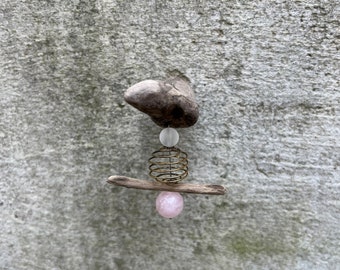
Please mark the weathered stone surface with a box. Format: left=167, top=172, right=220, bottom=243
left=0, top=0, right=339, bottom=270
left=124, top=77, right=199, bottom=128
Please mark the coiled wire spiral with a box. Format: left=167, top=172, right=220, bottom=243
left=149, top=146, right=188, bottom=183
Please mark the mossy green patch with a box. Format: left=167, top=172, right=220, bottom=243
left=228, top=233, right=298, bottom=256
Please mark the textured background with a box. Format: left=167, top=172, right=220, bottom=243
left=0, top=0, right=339, bottom=269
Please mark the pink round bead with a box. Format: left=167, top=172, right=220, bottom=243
left=156, top=192, right=184, bottom=218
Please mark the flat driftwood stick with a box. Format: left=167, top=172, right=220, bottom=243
left=107, top=175, right=226, bottom=195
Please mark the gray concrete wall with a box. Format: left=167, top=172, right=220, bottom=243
left=1, top=0, right=339, bottom=269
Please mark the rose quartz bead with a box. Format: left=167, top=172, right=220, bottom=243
left=156, top=191, right=184, bottom=218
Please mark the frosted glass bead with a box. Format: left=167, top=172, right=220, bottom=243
left=156, top=192, right=184, bottom=218
left=159, top=127, right=179, bottom=147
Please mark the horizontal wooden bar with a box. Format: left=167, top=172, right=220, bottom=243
left=107, top=175, right=226, bottom=195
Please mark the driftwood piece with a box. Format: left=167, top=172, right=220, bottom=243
left=107, top=175, right=226, bottom=195
left=124, top=76, right=199, bottom=128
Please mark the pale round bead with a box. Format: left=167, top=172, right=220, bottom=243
left=156, top=192, right=184, bottom=218
left=159, top=127, right=179, bottom=147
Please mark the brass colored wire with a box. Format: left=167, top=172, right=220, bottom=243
left=149, top=146, right=188, bottom=183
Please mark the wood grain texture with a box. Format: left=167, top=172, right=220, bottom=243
left=124, top=77, right=199, bottom=128
left=107, top=175, right=226, bottom=195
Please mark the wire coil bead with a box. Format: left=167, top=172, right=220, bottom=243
left=149, top=146, right=188, bottom=183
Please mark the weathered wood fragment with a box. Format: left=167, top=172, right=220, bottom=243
left=107, top=175, right=226, bottom=195
left=124, top=77, right=199, bottom=128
